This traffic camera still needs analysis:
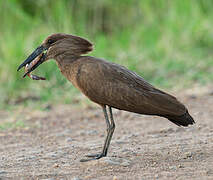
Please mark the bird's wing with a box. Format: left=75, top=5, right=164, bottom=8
left=108, top=62, right=186, bottom=115
left=76, top=57, right=186, bottom=116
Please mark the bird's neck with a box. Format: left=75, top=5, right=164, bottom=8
left=55, top=55, right=83, bottom=88
left=55, top=55, right=81, bottom=73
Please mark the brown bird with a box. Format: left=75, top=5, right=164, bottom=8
left=17, top=33, right=195, bottom=162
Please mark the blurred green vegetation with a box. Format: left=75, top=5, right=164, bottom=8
left=0, top=120, right=25, bottom=130
left=0, top=0, right=213, bottom=108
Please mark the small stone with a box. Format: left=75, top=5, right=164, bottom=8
left=53, top=163, right=59, bottom=168
left=87, top=130, right=98, bottom=135
left=0, top=171, right=7, bottom=174
left=183, top=152, right=193, bottom=159
left=178, top=164, right=184, bottom=168
left=115, top=140, right=126, bottom=144
left=121, top=161, right=130, bottom=167
left=66, top=138, right=73, bottom=142
left=168, top=166, right=177, bottom=170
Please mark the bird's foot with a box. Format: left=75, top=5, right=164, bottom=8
left=80, top=153, right=106, bottom=162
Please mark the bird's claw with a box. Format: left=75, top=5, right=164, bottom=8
left=85, top=153, right=105, bottom=158
left=80, top=153, right=105, bottom=162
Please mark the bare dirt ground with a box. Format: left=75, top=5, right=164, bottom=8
left=1, top=86, right=213, bottom=180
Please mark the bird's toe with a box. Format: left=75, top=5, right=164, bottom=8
left=80, top=153, right=105, bottom=162
left=85, top=153, right=103, bottom=158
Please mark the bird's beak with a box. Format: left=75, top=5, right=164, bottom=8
left=22, top=53, right=46, bottom=78
left=17, top=45, right=46, bottom=71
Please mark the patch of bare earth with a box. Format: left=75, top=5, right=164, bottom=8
left=0, top=87, right=213, bottom=179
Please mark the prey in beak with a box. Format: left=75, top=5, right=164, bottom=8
left=24, top=53, right=46, bottom=80
left=17, top=45, right=47, bottom=80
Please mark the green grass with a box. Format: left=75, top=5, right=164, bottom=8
left=0, top=0, right=213, bottom=108
left=0, top=120, right=25, bottom=130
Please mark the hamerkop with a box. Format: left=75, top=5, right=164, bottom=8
left=17, top=33, right=195, bottom=162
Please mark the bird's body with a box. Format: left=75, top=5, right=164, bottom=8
left=56, top=55, right=192, bottom=126
left=18, top=33, right=195, bottom=161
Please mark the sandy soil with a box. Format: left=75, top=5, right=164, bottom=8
left=0, top=87, right=213, bottom=180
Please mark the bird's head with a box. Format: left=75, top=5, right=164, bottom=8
left=17, top=33, right=93, bottom=75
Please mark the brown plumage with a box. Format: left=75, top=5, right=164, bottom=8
left=17, top=33, right=195, bottom=161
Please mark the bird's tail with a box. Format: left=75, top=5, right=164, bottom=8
left=163, top=110, right=195, bottom=127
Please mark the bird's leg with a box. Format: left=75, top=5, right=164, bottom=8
left=80, top=106, right=115, bottom=162
left=101, top=106, right=115, bottom=155
left=86, top=106, right=114, bottom=157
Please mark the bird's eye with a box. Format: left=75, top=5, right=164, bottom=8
left=48, top=39, right=54, bottom=44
